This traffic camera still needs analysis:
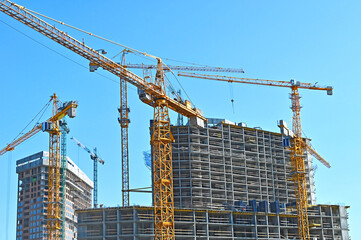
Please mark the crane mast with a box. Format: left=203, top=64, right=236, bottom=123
left=120, top=81, right=130, bottom=207
left=178, top=71, right=333, bottom=240
left=47, top=95, right=62, bottom=239
left=119, top=52, right=130, bottom=207
left=59, top=119, right=70, bottom=240
left=290, top=87, right=310, bottom=239
left=152, top=59, right=175, bottom=238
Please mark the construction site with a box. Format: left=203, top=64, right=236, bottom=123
left=0, top=1, right=352, bottom=240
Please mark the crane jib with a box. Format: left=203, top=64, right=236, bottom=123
left=0, top=0, right=205, bottom=120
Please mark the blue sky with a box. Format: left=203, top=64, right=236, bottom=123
left=0, top=0, right=360, bottom=239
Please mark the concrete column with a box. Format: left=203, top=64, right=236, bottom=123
left=102, top=209, right=105, bottom=240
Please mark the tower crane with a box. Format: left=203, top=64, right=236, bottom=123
left=178, top=71, right=332, bottom=240
left=0, top=94, right=77, bottom=239
left=119, top=51, right=244, bottom=207
left=0, top=1, right=207, bottom=239
left=71, top=137, right=105, bottom=208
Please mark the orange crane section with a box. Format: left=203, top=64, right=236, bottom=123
left=0, top=2, right=206, bottom=239
left=0, top=94, right=77, bottom=239
left=178, top=71, right=333, bottom=240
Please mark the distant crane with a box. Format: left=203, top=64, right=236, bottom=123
left=71, top=137, right=104, bottom=208
left=178, top=71, right=332, bottom=240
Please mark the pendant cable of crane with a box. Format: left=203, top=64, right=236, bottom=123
left=20, top=6, right=225, bottom=70
left=12, top=3, right=158, bottom=59
left=164, top=73, right=195, bottom=109
left=9, top=98, right=51, bottom=144
left=122, top=50, right=196, bottom=107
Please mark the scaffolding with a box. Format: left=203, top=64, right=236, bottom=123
left=170, top=122, right=316, bottom=210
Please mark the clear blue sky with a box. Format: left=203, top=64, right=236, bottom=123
left=0, top=0, right=360, bottom=239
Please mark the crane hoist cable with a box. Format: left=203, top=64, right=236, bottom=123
left=229, top=82, right=235, bottom=113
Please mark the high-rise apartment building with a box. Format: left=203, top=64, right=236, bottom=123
left=15, top=151, right=93, bottom=240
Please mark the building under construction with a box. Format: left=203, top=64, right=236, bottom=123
left=15, top=151, right=93, bottom=240
left=76, top=204, right=349, bottom=240
left=0, top=1, right=349, bottom=239
left=76, top=119, right=350, bottom=240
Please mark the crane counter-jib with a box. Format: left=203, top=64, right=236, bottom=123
left=0, top=0, right=206, bottom=121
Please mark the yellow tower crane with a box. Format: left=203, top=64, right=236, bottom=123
left=177, top=71, right=333, bottom=240
left=0, top=94, right=78, bottom=239
left=0, top=1, right=206, bottom=239
left=121, top=59, right=244, bottom=207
